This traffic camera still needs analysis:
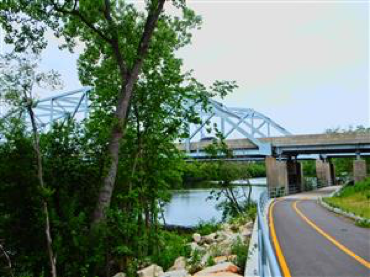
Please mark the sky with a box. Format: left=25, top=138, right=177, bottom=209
left=1, top=0, right=369, bottom=134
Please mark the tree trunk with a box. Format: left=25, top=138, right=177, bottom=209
left=0, top=243, right=14, bottom=277
left=247, top=180, right=252, bottom=206
left=92, top=0, right=166, bottom=225
left=27, top=104, right=57, bottom=277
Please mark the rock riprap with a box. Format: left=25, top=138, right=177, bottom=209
left=129, top=220, right=254, bottom=277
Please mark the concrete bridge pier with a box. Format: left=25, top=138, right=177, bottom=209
left=265, top=156, right=303, bottom=194
left=316, top=159, right=335, bottom=186
left=353, top=158, right=367, bottom=183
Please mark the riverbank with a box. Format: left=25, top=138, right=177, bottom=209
left=115, top=213, right=255, bottom=277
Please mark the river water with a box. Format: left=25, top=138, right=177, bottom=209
left=163, top=177, right=267, bottom=227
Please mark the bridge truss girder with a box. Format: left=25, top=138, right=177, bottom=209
left=185, top=99, right=291, bottom=156
left=0, top=87, right=92, bottom=132
left=1, top=87, right=292, bottom=157
left=31, top=87, right=92, bottom=129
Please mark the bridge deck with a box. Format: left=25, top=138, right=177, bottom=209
left=179, top=133, right=370, bottom=156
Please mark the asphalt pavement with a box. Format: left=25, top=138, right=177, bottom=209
left=270, top=197, right=370, bottom=277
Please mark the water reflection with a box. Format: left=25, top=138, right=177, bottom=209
left=164, top=178, right=267, bottom=227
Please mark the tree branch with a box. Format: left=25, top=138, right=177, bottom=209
left=131, top=0, right=166, bottom=78
left=50, top=0, right=112, bottom=45
left=117, top=0, right=166, bottom=119
left=103, top=0, right=128, bottom=77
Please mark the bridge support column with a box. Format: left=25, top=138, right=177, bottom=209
left=316, top=159, right=335, bottom=186
left=266, top=157, right=288, bottom=194
left=286, top=159, right=303, bottom=194
left=353, top=159, right=367, bottom=183
left=265, top=157, right=302, bottom=195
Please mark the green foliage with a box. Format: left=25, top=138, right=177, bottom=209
left=0, top=1, right=240, bottom=276
left=225, top=203, right=257, bottom=227
left=151, top=231, right=191, bottom=271
left=235, top=204, right=257, bottom=224
left=231, top=237, right=249, bottom=272
left=336, top=178, right=370, bottom=198
left=355, top=219, right=370, bottom=228
left=0, top=125, right=46, bottom=275
left=206, top=255, right=216, bottom=267
left=0, top=122, right=108, bottom=276
left=301, top=160, right=316, bottom=177
left=188, top=248, right=204, bottom=274
left=194, top=219, right=220, bottom=236
left=182, top=161, right=265, bottom=184
left=323, top=178, right=370, bottom=221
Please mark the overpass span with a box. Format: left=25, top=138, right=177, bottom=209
left=179, top=133, right=370, bottom=159
left=179, top=132, right=370, bottom=194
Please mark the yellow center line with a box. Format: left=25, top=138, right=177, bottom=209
left=269, top=200, right=292, bottom=277
left=293, top=200, right=370, bottom=270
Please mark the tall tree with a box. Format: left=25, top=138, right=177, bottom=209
left=0, top=53, right=62, bottom=277
left=0, top=0, right=176, bottom=224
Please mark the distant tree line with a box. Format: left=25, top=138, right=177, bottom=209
left=302, top=126, right=370, bottom=178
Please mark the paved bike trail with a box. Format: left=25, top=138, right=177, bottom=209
left=270, top=195, right=370, bottom=277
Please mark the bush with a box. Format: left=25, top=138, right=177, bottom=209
left=187, top=248, right=204, bottom=274
left=356, top=219, right=370, bottom=228
left=231, top=237, right=249, bottom=272
left=228, top=203, right=257, bottom=226
left=182, top=161, right=266, bottom=184
left=323, top=177, right=370, bottom=221
left=151, top=231, right=191, bottom=271
left=336, top=178, right=370, bottom=198
left=195, top=219, right=220, bottom=236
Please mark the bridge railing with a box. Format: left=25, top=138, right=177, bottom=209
left=268, top=186, right=286, bottom=198
left=257, top=190, right=282, bottom=277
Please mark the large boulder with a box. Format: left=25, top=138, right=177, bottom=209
left=213, top=255, right=237, bottom=264
left=160, top=269, right=190, bottom=277
left=207, top=241, right=232, bottom=257
left=220, top=223, right=231, bottom=232
left=228, top=233, right=245, bottom=244
left=188, top=242, right=204, bottom=253
left=200, top=251, right=212, bottom=266
left=245, top=221, right=254, bottom=230
left=192, top=273, right=242, bottom=277
left=241, top=227, right=252, bottom=238
left=215, top=230, right=233, bottom=242
left=137, top=264, right=164, bottom=277
left=193, top=233, right=201, bottom=243
left=168, top=257, right=187, bottom=271
left=192, top=262, right=240, bottom=276
left=202, top=233, right=217, bottom=244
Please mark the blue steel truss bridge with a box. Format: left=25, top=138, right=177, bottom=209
left=1, top=87, right=369, bottom=193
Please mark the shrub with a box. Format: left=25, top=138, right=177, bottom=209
left=231, top=237, right=249, bottom=273
left=151, top=231, right=191, bottom=271
left=195, top=219, right=220, bottom=236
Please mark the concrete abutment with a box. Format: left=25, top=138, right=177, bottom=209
left=265, top=156, right=303, bottom=194
left=316, top=159, right=335, bottom=186
left=353, top=159, right=367, bottom=183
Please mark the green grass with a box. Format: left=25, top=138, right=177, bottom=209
left=323, top=178, right=370, bottom=220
